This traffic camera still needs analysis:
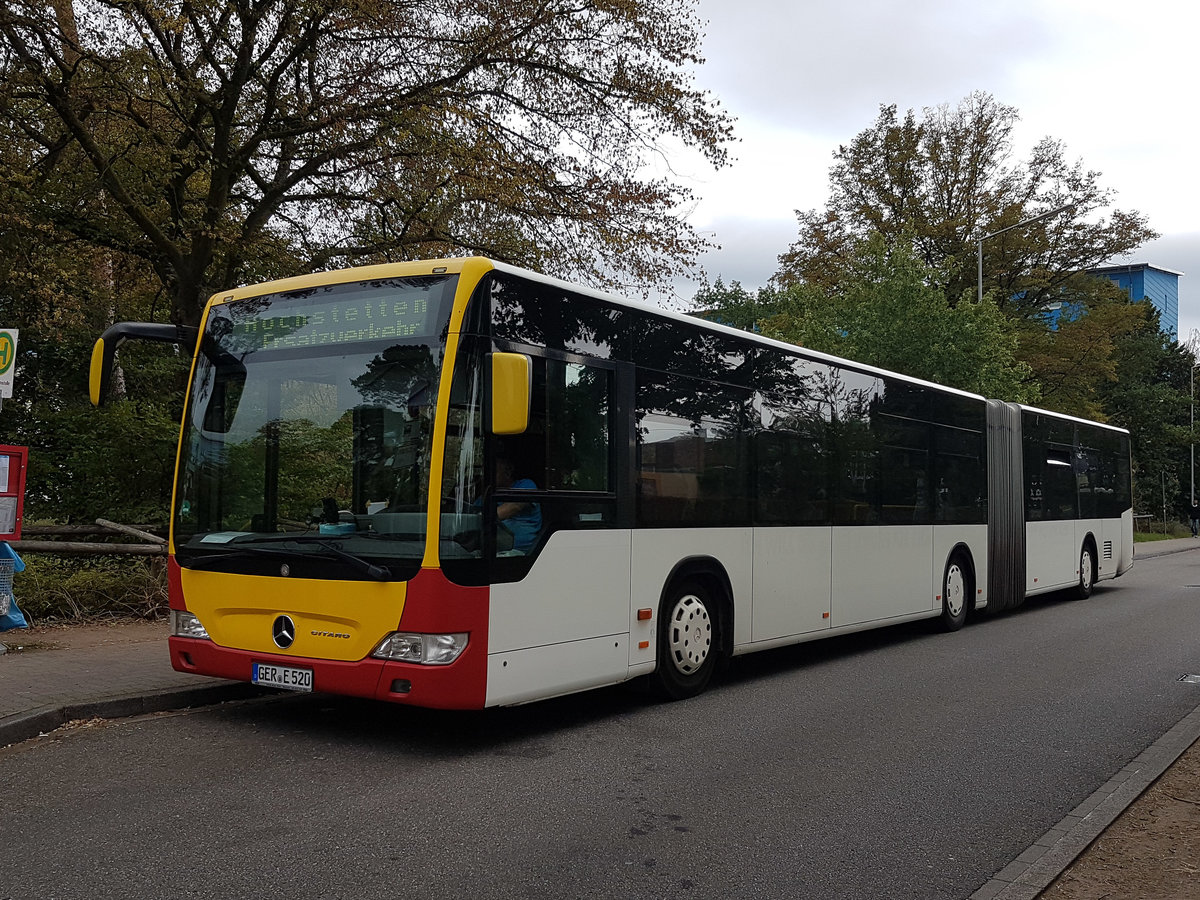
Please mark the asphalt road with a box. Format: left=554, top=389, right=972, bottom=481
left=3, top=552, right=1200, bottom=900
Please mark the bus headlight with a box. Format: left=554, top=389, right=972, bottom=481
left=371, top=632, right=468, bottom=665
left=170, top=610, right=211, bottom=640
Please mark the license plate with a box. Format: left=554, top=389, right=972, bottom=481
left=252, top=662, right=313, bottom=692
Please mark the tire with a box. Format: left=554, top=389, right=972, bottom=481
left=652, top=578, right=720, bottom=701
left=939, top=554, right=969, bottom=632
left=1074, top=544, right=1095, bottom=600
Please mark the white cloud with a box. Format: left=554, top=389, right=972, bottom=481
left=697, top=0, right=1055, bottom=136
left=678, top=0, right=1199, bottom=331
left=672, top=214, right=796, bottom=303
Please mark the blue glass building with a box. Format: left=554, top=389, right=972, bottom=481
left=1088, top=263, right=1181, bottom=339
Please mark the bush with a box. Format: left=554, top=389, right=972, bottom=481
left=15, top=554, right=167, bottom=622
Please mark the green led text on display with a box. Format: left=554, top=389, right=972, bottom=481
left=230, top=295, right=431, bottom=351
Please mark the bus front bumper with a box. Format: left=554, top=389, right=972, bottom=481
left=169, top=636, right=489, bottom=710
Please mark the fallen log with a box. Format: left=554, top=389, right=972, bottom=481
left=22, top=524, right=162, bottom=536
left=9, top=540, right=167, bottom=556
left=95, top=518, right=167, bottom=545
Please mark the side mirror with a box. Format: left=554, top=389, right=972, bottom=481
left=89, top=335, right=115, bottom=407
left=89, top=322, right=199, bottom=406
left=488, top=352, right=531, bottom=435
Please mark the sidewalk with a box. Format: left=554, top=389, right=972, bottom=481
left=1124, top=534, right=1200, bottom=559
left=0, top=619, right=262, bottom=746
left=3, top=538, right=1200, bottom=898
left=970, top=536, right=1200, bottom=899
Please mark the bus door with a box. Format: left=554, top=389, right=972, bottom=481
left=457, top=347, right=634, bottom=705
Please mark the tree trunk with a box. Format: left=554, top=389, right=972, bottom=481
left=49, top=0, right=80, bottom=65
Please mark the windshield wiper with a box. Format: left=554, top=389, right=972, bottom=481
left=310, top=539, right=390, bottom=581
left=183, top=546, right=307, bottom=570
left=246, top=536, right=392, bottom=580
left=186, top=541, right=392, bottom=581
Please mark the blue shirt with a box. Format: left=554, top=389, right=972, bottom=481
left=500, top=478, right=542, bottom=552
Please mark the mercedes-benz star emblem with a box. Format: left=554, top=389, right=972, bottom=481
left=272, top=615, right=296, bottom=649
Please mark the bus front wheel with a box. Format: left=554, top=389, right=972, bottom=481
left=653, top=579, right=719, bottom=701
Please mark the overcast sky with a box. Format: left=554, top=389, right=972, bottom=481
left=672, top=0, right=1199, bottom=340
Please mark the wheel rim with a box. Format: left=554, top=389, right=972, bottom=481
left=1081, top=550, right=1094, bottom=592
left=945, top=563, right=965, bottom=618
left=667, top=593, right=712, bottom=675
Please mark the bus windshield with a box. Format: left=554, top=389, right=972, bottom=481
left=172, top=275, right=458, bottom=581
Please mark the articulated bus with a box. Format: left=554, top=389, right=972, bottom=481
left=89, top=257, right=1133, bottom=708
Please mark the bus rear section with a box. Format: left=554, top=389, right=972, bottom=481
left=985, top=401, right=1133, bottom=613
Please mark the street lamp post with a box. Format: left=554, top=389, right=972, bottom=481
left=976, top=203, right=1075, bottom=304
left=1185, top=362, right=1195, bottom=511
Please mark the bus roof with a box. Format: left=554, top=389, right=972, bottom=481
left=486, top=260, right=990, bottom=405
left=208, top=255, right=999, bottom=407
left=204, top=257, right=477, bottom=306
left=1013, top=404, right=1130, bottom=435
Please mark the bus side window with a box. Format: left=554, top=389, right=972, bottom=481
left=1076, top=447, right=1101, bottom=519
left=752, top=390, right=830, bottom=526
left=543, top=360, right=612, bottom=492
left=1043, top=446, right=1077, bottom=519
left=637, top=372, right=750, bottom=528
left=877, top=416, right=931, bottom=524
left=932, top=425, right=986, bottom=525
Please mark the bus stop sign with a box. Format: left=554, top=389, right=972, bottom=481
left=0, top=329, right=17, bottom=399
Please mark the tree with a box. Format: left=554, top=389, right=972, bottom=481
left=697, top=235, right=1036, bottom=401
left=775, top=92, right=1156, bottom=318
left=0, top=188, right=186, bottom=521
left=0, top=0, right=732, bottom=327
left=1012, top=277, right=1149, bottom=420
left=1098, top=303, right=1194, bottom=518
left=0, top=97, right=190, bottom=523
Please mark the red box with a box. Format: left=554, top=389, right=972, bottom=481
left=0, top=445, right=28, bottom=540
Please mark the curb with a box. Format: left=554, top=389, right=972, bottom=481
left=969, top=701, right=1200, bottom=899
left=0, top=681, right=269, bottom=747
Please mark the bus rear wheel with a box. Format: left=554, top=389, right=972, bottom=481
left=1074, top=545, right=1095, bottom=600
left=653, top=579, right=719, bottom=701
left=939, top=554, right=969, bottom=632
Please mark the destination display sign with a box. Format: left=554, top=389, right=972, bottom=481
left=217, top=277, right=454, bottom=353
